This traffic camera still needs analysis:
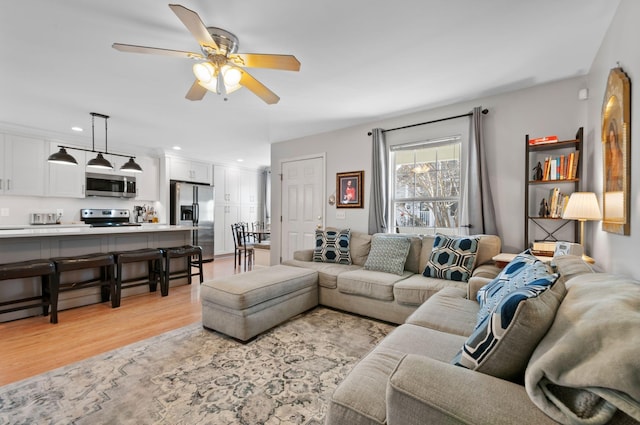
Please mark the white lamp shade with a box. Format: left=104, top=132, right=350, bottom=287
left=562, top=192, right=602, bottom=221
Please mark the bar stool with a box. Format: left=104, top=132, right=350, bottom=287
left=51, top=253, right=116, bottom=322
left=161, top=245, right=203, bottom=292
left=112, top=248, right=165, bottom=305
left=0, top=259, right=57, bottom=323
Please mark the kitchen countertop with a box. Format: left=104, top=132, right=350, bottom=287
left=0, top=224, right=196, bottom=239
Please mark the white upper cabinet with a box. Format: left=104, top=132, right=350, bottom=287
left=1, top=134, right=46, bottom=196
left=47, top=141, right=86, bottom=198
left=134, top=156, right=159, bottom=201
left=214, top=165, right=240, bottom=204
left=170, top=157, right=212, bottom=184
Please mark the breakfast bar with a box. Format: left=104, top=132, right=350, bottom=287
left=0, top=224, right=195, bottom=322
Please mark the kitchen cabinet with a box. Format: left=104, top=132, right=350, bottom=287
left=213, top=165, right=262, bottom=255
left=214, top=166, right=240, bottom=204
left=134, top=156, right=159, bottom=201
left=170, top=157, right=212, bottom=184
left=0, top=134, right=46, bottom=196
left=47, top=141, right=86, bottom=198
left=214, top=204, right=240, bottom=255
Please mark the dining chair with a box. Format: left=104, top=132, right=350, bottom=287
left=232, top=223, right=254, bottom=270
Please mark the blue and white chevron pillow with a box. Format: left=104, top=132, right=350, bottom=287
left=423, top=234, right=480, bottom=282
left=313, top=228, right=351, bottom=264
left=476, top=250, right=544, bottom=324
left=453, top=261, right=561, bottom=381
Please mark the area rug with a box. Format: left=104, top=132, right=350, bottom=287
left=0, top=307, right=395, bottom=425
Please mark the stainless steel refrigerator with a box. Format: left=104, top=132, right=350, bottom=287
left=170, top=180, right=215, bottom=261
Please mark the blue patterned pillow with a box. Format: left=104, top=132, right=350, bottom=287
left=313, top=228, right=351, bottom=264
left=453, top=269, right=562, bottom=381
left=476, top=250, right=542, bottom=323
left=363, top=234, right=411, bottom=275
left=423, top=234, right=479, bottom=282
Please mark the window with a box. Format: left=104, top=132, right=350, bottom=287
left=391, top=136, right=462, bottom=235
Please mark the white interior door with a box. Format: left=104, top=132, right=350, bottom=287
left=281, top=156, right=324, bottom=262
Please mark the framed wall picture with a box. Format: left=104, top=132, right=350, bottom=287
left=601, top=67, right=631, bottom=235
left=336, top=171, right=364, bottom=208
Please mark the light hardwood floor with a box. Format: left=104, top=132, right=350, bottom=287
left=0, top=256, right=244, bottom=387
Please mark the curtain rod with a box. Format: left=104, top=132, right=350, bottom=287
left=367, top=108, right=489, bottom=136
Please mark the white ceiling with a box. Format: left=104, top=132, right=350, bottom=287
left=0, top=0, right=619, bottom=168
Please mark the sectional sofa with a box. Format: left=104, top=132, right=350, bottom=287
left=283, top=231, right=502, bottom=324
left=322, top=253, right=640, bottom=425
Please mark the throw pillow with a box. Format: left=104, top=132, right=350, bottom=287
left=476, top=250, right=548, bottom=324
left=363, top=234, right=411, bottom=275
left=313, top=228, right=352, bottom=264
left=423, top=234, right=480, bottom=282
left=452, top=274, right=564, bottom=382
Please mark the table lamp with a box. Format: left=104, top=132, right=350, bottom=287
left=562, top=192, right=602, bottom=248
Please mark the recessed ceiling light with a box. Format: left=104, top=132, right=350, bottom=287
left=237, top=158, right=244, bottom=162
left=172, top=146, right=182, bottom=150
left=71, top=126, right=83, bottom=132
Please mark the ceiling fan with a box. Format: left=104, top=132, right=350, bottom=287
left=113, top=4, right=300, bottom=104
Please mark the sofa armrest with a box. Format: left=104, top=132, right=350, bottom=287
left=386, top=354, right=556, bottom=425
left=466, top=264, right=500, bottom=299
left=293, top=249, right=314, bottom=261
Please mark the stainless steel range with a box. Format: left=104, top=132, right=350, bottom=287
left=80, top=208, right=142, bottom=227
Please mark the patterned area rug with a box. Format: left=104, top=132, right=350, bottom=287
left=0, top=307, right=394, bottom=425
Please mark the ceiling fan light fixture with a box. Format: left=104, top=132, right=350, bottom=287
left=48, top=147, right=78, bottom=165
left=197, top=78, right=242, bottom=95
left=87, top=153, right=114, bottom=170
left=193, top=62, right=215, bottom=83
left=120, top=157, right=143, bottom=173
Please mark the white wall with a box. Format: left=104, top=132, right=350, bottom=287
left=586, top=0, right=639, bottom=276
left=271, top=77, right=588, bottom=264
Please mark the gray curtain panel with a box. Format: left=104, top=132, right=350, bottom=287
left=468, top=106, right=498, bottom=236
left=368, top=128, right=388, bottom=234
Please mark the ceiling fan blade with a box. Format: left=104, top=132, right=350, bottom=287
left=112, top=43, right=204, bottom=60
left=238, top=69, right=280, bottom=104
left=168, top=4, right=218, bottom=51
left=230, top=53, right=301, bottom=71
left=186, top=80, right=208, bottom=101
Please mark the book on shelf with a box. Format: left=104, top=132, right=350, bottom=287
left=532, top=241, right=556, bottom=253
left=544, top=187, right=569, bottom=218
left=540, top=151, right=580, bottom=181
left=529, top=135, right=559, bottom=146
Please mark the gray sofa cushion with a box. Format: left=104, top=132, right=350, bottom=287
left=325, top=324, right=466, bottom=425
left=337, top=269, right=412, bottom=301
left=393, top=274, right=466, bottom=306
left=405, top=287, right=478, bottom=336
left=350, top=231, right=372, bottom=266
left=281, top=259, right=361, bottom=289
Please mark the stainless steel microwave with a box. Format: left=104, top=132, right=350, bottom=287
left=85, top=172, right=137, bottom=198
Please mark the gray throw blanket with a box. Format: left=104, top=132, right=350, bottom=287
left=525, top=273, right=640, bottom=424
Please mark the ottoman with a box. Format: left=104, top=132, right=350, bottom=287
left=201, top=264, right=318, bottom=341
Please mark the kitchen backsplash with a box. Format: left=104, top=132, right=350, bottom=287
left=0, top=195, right=163, bottom=225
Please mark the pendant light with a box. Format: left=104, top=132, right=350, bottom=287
left=120, top=157, right=143, bottom=173
left=47, top=147, right=78, bottom=165
left=46, top=112, right=142, bottom=173
left=87, top=112, right=114, bottom=170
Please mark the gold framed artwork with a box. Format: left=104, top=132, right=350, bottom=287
left=601, top=67, right=631, bottom=235
left=336, top=171, right=364, bottom=208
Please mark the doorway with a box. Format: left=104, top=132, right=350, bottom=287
left=280, top=156, right=325, bottom=262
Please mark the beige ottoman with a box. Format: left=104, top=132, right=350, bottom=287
left=201, top=264, right=318, bottom=341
